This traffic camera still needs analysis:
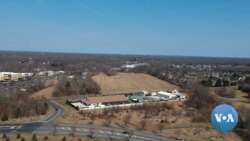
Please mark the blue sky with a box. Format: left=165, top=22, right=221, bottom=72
left=0, top=0, right=249, bottom=58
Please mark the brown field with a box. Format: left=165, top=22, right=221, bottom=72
left=211, top=87, right=250, bottom=109
left=30, top=79, right=57, bottom=99
left=92, top=73, right=179, bottom=94
left=30, top=86, right=54, bottom=99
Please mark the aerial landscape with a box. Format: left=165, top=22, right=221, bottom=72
left=0, top=0, right=250, bottom=141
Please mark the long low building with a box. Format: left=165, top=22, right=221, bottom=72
left=0, top=72, right=33, bottom=81
left=86, top=95, right=129, bottom=107
left=157, top=91, right=177, bottom=100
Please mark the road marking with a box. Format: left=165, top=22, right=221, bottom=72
left=134, top=136, right=158, bottom=141
left=115, top=132, right=121, bottom=136
left=76, top=128, right=82, bottom=131
left=0, top=126, right=22, bottom=129
left=130, top=135, right=157, bottom=141
left=83, top=128, right=88, bottom=132
left=76, top=128, right=87, bottom=132
left=57, top=127, right=72, bottom=130
left=15, top=126, right=22, bottom=129
left=99, top=130, right=104, bottom=133
left=65, top=127, right=72, bottom=130
left=10, top=130, right=16, bottom=133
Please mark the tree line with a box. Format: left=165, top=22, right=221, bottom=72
left=0, top=94, right=48, bottom=121
left=239, top=76, right=250, bottom=98
left=183, top=82, right=218, bottom=122
left=0, top=79, right=48, bottom=121
left=53, top=76, right=100, bottom=97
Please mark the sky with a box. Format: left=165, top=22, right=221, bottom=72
left=0, top=0, right=250, bottom=58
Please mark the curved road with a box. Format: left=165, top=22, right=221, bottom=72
left=0, top=100, right=176, bottom=141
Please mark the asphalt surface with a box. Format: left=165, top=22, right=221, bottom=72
left=0, top=75, right=57, bottom=90
left=0, top=100, right=176, bottom=141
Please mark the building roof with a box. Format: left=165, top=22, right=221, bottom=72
left=157, top=91, right=177, bottom=97
left=87, top=95, right=128, bottom=104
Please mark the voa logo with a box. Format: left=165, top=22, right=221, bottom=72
left=211, top=104, right=238, bottom=132
left=214, top=113, right=235, bottom=123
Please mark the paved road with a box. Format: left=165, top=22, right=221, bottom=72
left=0, top=124, right=175, bottom=141
left=44, top=100, right=65, bottom=123
left=0, top=100, right=176, bottom=141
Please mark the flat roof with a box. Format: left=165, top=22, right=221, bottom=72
left=157, top=91, right=176, bottom=97
left=71, top=102, right=87, bottom=108
left=87, top=95, right=128, bottom=104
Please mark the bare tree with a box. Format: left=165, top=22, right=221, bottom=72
left=128, top=130, right=134, bottom=139
left=71, top=121, right=78, bottom=137
left=104, top=115, right=112, bottom=127
left=217, top=88, right=235, bottom=98
left=123, top=114, right=131, bottom=126
left=108, top=128, right=114, bottom=140
left=139, top=119, right=147, bottom=130
left=156, top=122, right=165, bottom=133
left=52, top=123, right=57, bottom=136
left=89, top=112, right=96, bottom=124
left=175, top=129, right=181, bottom=139
left=87, top=127, right=94, bottom=139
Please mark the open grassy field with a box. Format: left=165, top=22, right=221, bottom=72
left=210, top=87, right=250, bottom=109
left=30, top=86, right=54, bottom=99
left=30, top=79, right=57, bottom=99
left=92, top=73, right=180, bottom=94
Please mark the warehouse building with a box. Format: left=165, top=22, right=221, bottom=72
left=0, top=72, right=33, bottom=81
left=85, top=95, right=129, bottom=107
left=157, top=91, right=177, bottom=100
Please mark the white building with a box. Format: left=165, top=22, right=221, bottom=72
left=122, top=64, right=136, bottom=69
left=38, top=71, right=54, bottom=77
left=157, top=91, right=177, bottom=100
left=0, top=72, right=33, bottom=81
left=122, top=63, right=148, bottom=69
left=172, top=90, right=187, bottom=99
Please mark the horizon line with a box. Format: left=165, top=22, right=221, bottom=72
left=0, top=49, right=250, bottom=60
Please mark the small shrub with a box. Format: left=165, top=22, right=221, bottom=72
left=32, top=134, right=37, bottom=141
left=191, top=114, right=206, bottom=123
left=1, top=113, right=9, bottom=121
left=17, top=133, right=21, bottom=139
left=217, top=88, right=235, bottom=98
left=62, top=136, right=67, bottom=141
left=2, top=133, right=6, bottom=138
left=5, top=137, right=10, bottom=141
